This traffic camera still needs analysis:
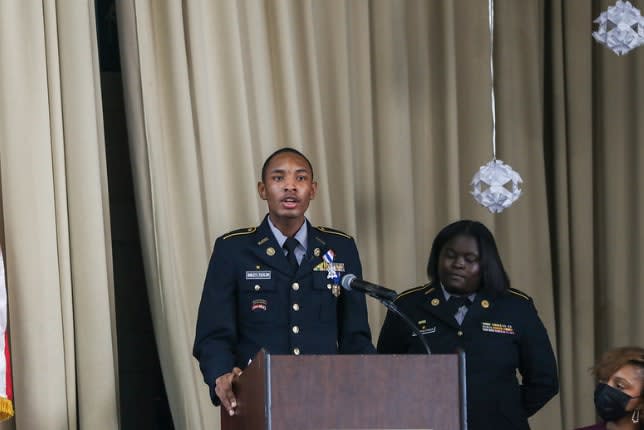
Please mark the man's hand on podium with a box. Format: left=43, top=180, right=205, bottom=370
left=215, top=367, right=243, bottom=416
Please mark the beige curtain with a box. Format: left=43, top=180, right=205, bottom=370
left=117, top=0, right=552, bottom=428
left=549, top=0, right=644, bottom=427
left=0, top=0, right=639, bottom=429
left=0, top=2, right=119, bottom=430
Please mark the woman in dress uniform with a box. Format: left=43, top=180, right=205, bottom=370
left=377, top=220, right=559, bottom=430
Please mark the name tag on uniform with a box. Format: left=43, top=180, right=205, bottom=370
left=481, top=322, right=515, bottom=335
left=412, top=327, right=436, bottom=336
left=246, top=270, right=271, bottom=280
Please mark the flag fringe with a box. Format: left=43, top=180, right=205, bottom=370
left=0, top=396, right=13, bottom=420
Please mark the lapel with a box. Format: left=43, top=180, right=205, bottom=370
left=249, top=217, right=328, bottom=279
left=296, top=222, right=326, bottom=277
left=460, top=290, right=494, bottom=330
left=249, top=217, right=293, bottom=277
left=419, top=285, right=460, bottom=330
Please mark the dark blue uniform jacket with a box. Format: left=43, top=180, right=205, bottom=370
left=377, top=284, right=559, bottom=430
left=193, top=216, right=375, bottom=404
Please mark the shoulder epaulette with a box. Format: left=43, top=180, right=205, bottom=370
left=222, top=227, right=256, bottom=240
left=315, top=226, right=353, bottom=239
left=508, top=288, right=531, bottom=301
left=395, top=284, right=431, bottom=302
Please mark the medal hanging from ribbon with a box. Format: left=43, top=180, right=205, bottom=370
left=323, top=250, right=338, bottom=281
left=323, top=249, right=342, bottom=297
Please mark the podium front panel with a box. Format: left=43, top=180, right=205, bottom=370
left=267, top=354, right=461, bottom=430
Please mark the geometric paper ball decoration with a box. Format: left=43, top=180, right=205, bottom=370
left=470, top=159, right=523, bottom=214
left=592, top=0, right=644, bottom=55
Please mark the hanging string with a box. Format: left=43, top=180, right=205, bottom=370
left=470, top=0, right=523, bottom=213
left=488, top=0, right=497, bottom=161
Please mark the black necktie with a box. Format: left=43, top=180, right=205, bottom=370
left=283, top=237, right=300, bottom=274
left=447, top=296, right=471, bottom=315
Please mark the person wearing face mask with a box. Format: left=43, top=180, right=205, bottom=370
left=576, top=346, right=644, bottom=430
left=377, top=220, right=559, bottom=430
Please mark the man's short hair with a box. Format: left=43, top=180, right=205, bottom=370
left=261, top=147, right=314, bottom=182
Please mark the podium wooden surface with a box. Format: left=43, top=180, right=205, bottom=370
left=221, top=349, right=466, bottom=430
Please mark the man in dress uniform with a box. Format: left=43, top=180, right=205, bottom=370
left=193, top=147, right=375, bottom=415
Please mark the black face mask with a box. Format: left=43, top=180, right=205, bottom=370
left=594, top=382, right=634, bottom=422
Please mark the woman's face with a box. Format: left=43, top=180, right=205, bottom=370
left=437, top=234, right=481, bottom=295
left=607, top=363, right=643, bottom=411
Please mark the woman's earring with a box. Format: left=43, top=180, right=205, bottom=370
left=632, top=407, right=640, bottom=424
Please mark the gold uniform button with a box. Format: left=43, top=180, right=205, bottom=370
left=254, top=284, right=261, bottom=291
left=457, top=330, right=463, bottom=336
left=327, top=284, right=332, bottom=290
left=292, top=303, right=300, bottom=311
left=292, top=326, right=300, bottom=334
left=293, top=348, right=301, bottom=355
left=292, top=282, right=300, bottom=291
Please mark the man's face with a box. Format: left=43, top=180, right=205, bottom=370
left=258, top=152, right=317, bottom=226
left=437, top=234, right=482, bottom=295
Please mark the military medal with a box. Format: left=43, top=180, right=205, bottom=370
left=322, top=249, right=341, bottom=297
left=331, top=284, right=341, bottom=298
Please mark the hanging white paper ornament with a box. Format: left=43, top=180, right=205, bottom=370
left=470, top=0, right=524, bottom=213
left=470, top=159, right=523, bottom=214
left=592, top=0, right=644, bottom=55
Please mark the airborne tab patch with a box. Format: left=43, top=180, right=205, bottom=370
left=251, top=299, right=267, bottom=311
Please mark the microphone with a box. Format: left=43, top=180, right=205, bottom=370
left=340, top=274, right=398, bottom=301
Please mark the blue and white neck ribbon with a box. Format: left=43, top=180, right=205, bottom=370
left=322, top=249, right=339, bottom=282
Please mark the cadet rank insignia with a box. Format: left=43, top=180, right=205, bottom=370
left=481, top=322, right=515, bottom=335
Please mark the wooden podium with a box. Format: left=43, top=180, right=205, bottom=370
left=221, top=349, right=466, bottom=430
